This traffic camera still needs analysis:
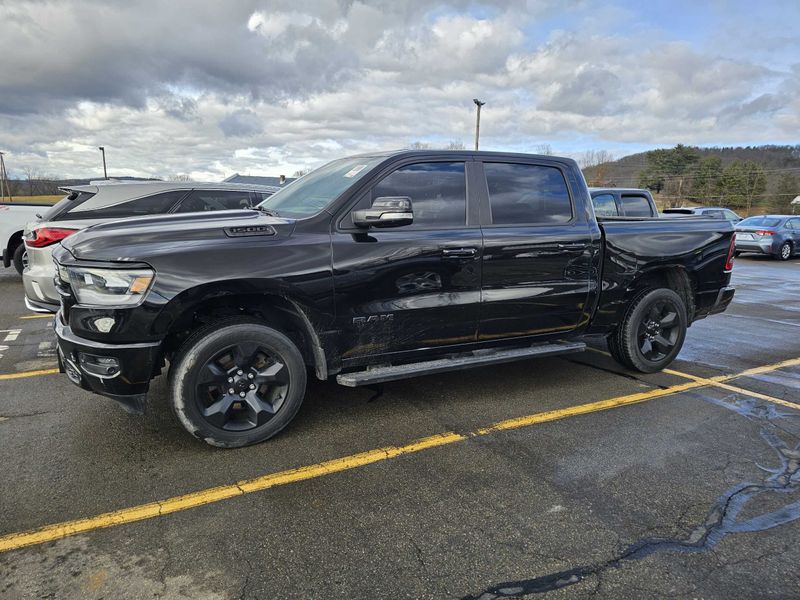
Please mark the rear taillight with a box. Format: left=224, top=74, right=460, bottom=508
left=25, top=227, right=78, bottom=248
left=725, top=233, right=736, bottom=271
left=754, top=230, right=775, bottom=236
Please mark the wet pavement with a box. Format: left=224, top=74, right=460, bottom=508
left=0, top=255, right=798, bottom=599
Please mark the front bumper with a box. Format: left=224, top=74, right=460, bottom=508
left=54, top=312, right=162, bottom=414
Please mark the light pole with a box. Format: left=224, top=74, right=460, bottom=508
left=98, top=146, right=108, bottom=180
left=473, top=98, right=485, bottom=151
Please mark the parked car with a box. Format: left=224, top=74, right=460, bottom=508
left=23, top=181, right=278, bottom=312
left=52, top=150, right=735, bottom=447
left=589, top=188, right=658, bottom=218
left=1, top=202, right=49, bottom=274
left=663, top=206, right=742, bottom=223
left=735, top=215, right=800, bottom=260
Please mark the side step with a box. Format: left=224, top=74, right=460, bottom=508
left=336, top=340, right=586, bottom=387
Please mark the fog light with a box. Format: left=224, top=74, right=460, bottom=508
left=93, top=317, right=115, bottom=333
left=78, top=353, right=120, bottom=378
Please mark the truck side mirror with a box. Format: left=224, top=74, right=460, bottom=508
left=353, top=196, right=413, bottom=228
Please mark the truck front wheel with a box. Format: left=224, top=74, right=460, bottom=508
left=169, top=320, right=307, bottom=448
left=607, top=288, right=687, bottom=373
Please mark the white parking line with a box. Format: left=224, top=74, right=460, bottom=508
left=1, top=330, right=21, bottom=343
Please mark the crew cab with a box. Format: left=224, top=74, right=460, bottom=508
left=51, top=150, right=736, bottom=447
left=1, top=202, right=47, bottom=274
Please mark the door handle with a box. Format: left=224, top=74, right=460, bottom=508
left=557, top=243, right=587, bottom=251
left=442, top=247, right=478, bottom=258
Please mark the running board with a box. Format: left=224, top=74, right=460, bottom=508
left=336, top=340, right=586, bottom=387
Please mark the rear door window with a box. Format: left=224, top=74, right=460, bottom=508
left=703, top=209, right=725, bottom=219
left=591, top=194, right=619, bottom=217
left=175, top=190, right=253, bottom=213
left=484, top=162, right=572, bottom=225
left=70, top=190, right=188, bottom=219
left=620, top=194, right=653, bottom=217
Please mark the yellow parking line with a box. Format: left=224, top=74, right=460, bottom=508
left=0, top=368, right=59, bottom=381
left=476, top=380, right=703, bottom=434
left=19, top=314, right=55, bottom=320
left=663, top=367, right=799, bottom=410
left=0, top=355, right=796, bottom=554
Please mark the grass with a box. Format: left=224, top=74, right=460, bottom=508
left=1, top=195, right=63, bottom=205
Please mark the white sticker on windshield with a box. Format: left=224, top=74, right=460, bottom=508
left=343, top=165, right=367, bottom=178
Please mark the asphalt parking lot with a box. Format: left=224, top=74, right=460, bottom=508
left=1, top=256, right=799, bottom=599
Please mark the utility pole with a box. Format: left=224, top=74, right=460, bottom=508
left=473, top=98, right=485, bottom=151
left=99, top=146, right=108, bottom=180
left=0, top=152, right=12, bottom=202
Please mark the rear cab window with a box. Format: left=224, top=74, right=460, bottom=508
left=484, top=162, right=572, bottom=225
left=619, top=194, right=654, bottom=217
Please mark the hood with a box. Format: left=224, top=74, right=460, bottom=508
left=60, top=209, right=296, bottom=263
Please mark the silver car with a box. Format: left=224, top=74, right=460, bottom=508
left=23, top=181, right=278, bottom=312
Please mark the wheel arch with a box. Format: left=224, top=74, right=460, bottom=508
left=4, top=230, right=23, bottom=268
left=158, top=283, right=328, bottom=381
left=628, top=264, right=696, bottom=323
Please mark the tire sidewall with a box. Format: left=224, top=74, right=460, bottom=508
left=779, top=242, right=792, bottom=261
left=170, top=322, right=307, bottom=448
left=12, top=243, right=26, bottom=275
left=622, top=288, right=687, bottom=373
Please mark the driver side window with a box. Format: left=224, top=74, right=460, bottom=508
left=363, top=162, right=467, bottom=229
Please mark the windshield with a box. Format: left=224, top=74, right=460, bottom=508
left=738, top=216, right=782, bottom=228
left=257, top=156, right=384, bottom=218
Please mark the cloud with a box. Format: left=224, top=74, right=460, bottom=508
left=0, top=0, right=796, bottom=179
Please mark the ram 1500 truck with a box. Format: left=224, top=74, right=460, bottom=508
left=51, top=150, right=736, bottom=447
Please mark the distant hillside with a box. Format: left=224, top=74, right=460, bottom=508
left=4, top=176, right=162, bottom=197
left=584, top=145, right=800, bottom=213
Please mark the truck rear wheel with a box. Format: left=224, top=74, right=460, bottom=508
left=169, top=320, right=307, bottom=448
left=607, top=288, right=687, bottom=373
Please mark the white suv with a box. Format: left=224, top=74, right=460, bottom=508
left=23, top=181, right=278, bottom=312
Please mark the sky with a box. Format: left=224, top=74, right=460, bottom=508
left=0, top=0, right=798, bottom=180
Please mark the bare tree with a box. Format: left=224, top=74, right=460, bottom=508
left=577, top=149, right=614, bottom=169
left=167, top=174, right=194, bottom=182
left=21, top=167, right=56, bottom=196
left=444, top=140, right=466, bottom=150
left=534, top=144, right=553, bottom=156
left=292, top=169, right=311, bottom=177
left=407, top=141, right=432, bottom=150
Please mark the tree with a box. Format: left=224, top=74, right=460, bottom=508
left=168, top=174, right=193, bottom=182
left=443, top=140, right=465, bottom=150
left=772, top=172, right=798, bottom=213
left=637, top=144, right=700, bottom=205
left=689, top=156, right=723, bottom=205
left=719, top=160, right=767, bottom=214
left=533, top=144, right=553, bottom=156
left=292, top=169, right=311, bottom=177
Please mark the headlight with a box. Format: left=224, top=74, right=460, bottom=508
left=62, top=265, right=154, bottom=307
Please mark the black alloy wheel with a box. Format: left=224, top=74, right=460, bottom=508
left=194, top=342, right=290, bottom=432
left=170, top=320, right=307, bottom=448
left=636, top=300, right=680, bottom=362
left=607, top=288, right=688, bottom=373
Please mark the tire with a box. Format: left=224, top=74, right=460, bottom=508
left=12, top=243, right=27, bottom=275
left=608, top=288, right=688, bottom=374
left=777, top=241, right=792, bottom=261
left=169, top=319, right=307, bottom=448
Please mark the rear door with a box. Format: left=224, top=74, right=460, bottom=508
left=476, top=159, right=596, bottom=341
left=786, top=218, right=800, bottom=246
left=331, top=159, right=482, bottom=361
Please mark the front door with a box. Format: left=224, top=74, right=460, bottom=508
left=477, top=160, right=595, bottom=341
left=332, top=160, right=482, bottom=364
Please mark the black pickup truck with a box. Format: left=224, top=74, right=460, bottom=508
left=52, top=150, right=736, bottom=447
